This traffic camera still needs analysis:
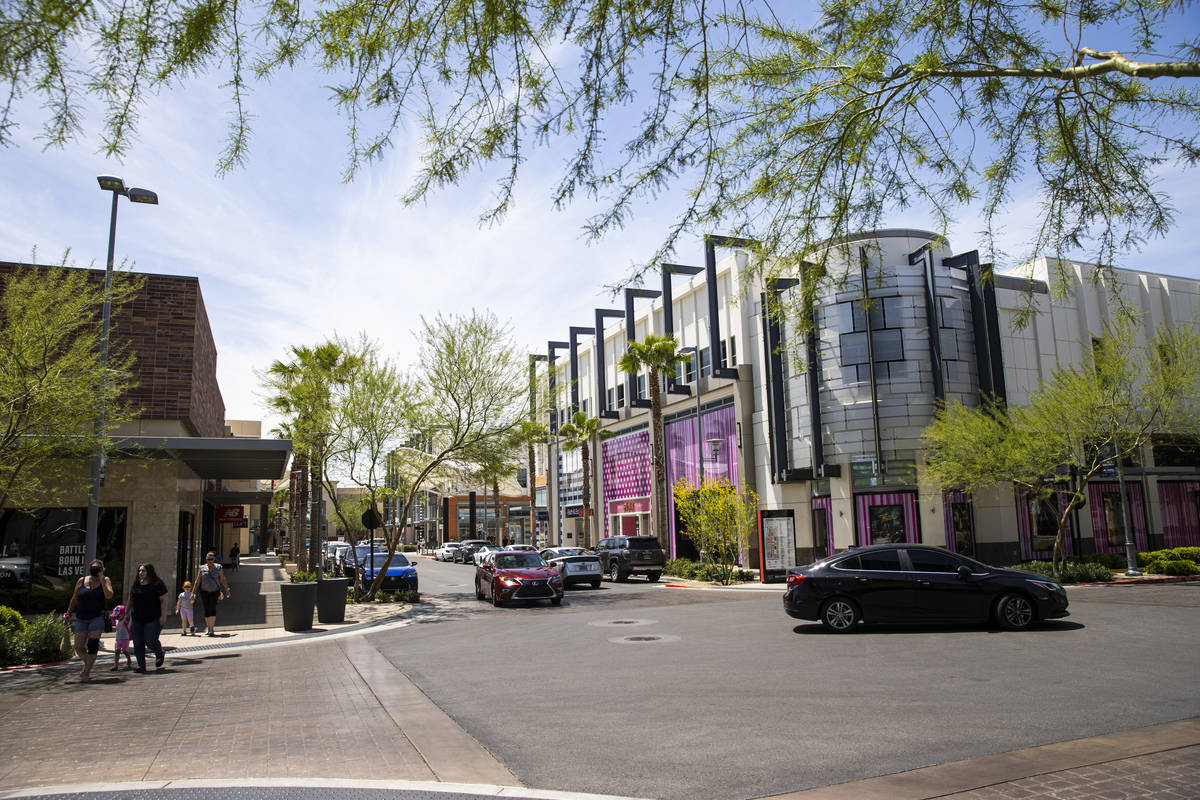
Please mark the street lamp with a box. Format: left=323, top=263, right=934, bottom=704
left=85, top=175, right=158, bottom=563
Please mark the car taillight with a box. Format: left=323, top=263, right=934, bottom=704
left=786, top=573, right=805, bottom=586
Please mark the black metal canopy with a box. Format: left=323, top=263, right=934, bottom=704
left=111, top=436, right=292, bottom=480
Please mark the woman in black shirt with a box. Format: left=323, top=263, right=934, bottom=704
left=127, top=562, right=168, bottom=673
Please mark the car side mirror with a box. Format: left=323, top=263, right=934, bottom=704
left=957, top=565, right=972, bottom=580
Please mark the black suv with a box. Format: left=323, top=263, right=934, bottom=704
left=594, top=535, right=665, bottom=582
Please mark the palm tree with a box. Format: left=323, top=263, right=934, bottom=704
left=264, top=341, right=362, bottom=572
left=557, top=411, right=613, bottom=548
left=618, top=334, right=692, bottom=549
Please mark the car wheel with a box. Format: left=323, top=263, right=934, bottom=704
left=551, top=597, right=562, bottom=606
left=609, top=563, right=622, bottom=582
left=475, top=579, right=484, bottom=601
left=646, top=571, right=661, bottom=583
left=819, top=598, right=860, bottom=633
left=995, top=592, right=1035, bottom=631
left=491, top=583, right=504, bottom=607
left=591, top=580, right=601, bottom=590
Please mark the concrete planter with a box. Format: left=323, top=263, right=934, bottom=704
left=279, top=581, right=317, bottom=632
left=316, top=577, right=350, bottom=623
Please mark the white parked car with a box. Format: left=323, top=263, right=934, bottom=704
left=540, top=547, right=603, bottom=589
left=435, top=542, right=461, bottom=561
left=473, top=544, right=506, bottom=566
left=505, top=544, right=537, bottom=552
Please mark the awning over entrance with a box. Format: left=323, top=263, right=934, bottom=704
left=112, top=436, right=291, bottom=480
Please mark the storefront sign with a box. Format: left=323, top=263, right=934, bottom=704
left=609, top=498, right=649, bottom=515
left=564, top=506, right=583, bottom=518
left=217, top=505, right=244, bottom=523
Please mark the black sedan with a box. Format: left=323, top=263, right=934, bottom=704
left=783, top=544, right=1069, bottom=633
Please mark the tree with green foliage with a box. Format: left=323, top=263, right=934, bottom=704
left=672, top=478, right=759, bottom=585
left=0, top=264, right=140, bottom=512
left=6, top=1, right=1198, bottom=298
left=557, top=411, right=614, bottom=548
left=264, top=314, right=527, bottom=599
left=619, top=334, right=693, bottom=548
left=924, top=321, right=1200, bottom=576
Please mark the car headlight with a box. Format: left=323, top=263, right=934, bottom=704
left=1026, top=579, right=1062, bottom=592
left=499, top=576, right=521, bottom=586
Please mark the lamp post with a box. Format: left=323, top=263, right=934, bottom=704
left=86, top=176, right=158, bottom=563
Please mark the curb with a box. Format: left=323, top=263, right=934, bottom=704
left=1070, top=574, right=1200, bottom=587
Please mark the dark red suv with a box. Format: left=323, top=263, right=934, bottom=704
left=475, top=551, right=564, bottom=607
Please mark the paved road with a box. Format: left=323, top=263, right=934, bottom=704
left=373, top=558, right=1200, bottom=800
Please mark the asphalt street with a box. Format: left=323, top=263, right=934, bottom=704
left=375, top=558, right=1200, bottom=800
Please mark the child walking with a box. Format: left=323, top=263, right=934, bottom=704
left=110, top=605, right=132, bottom=671
left=176, top=582, right=197, bottom=636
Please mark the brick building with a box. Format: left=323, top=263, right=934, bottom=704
left=0, top=262, right=289, bottom=613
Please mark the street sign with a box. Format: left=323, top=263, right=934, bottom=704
left=361, top=507, right=383, bottom=531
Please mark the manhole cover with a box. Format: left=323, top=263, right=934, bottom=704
left=589, top=618, right=658, bottom=628
left=609, top=634, right=681, bottom=644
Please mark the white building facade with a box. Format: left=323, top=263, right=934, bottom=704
left=534, top=230, right=1200, bottom=571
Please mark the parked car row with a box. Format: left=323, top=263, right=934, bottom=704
left=318, top=541, right=418, bottom=592
left=435, top=536, right=666, bottom=585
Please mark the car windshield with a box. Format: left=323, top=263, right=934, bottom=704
left=493, top=553, right=547, bottom=569
left=365, top=551, right=408, bottom=565
left=555, top=548, right=586, bottom=556
left=627, top=538, right=661, bottom=550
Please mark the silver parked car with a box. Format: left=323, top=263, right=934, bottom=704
left=540, top=547, right=602, bottom=589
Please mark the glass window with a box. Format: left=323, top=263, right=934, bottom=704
left=606, top=388, right=615, bottom=410
left=0, top=507, right=127, bottom=613
left=858, top=549, right=902, bottom=571
left=700, top=347, right=711, bottom=377
left=637, top=374, right=647, bottom=400
left=685, top=358, right=696, bottom=383
left=833, top=554, right=860, bottom=571
left=616, top=385, right=625, bottom=408
left=906, top=549, right=961, bottom=573
left=867, top=505, right=906, bottom=544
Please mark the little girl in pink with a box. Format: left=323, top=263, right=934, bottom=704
left=110, top=605, right=132, bottom=671
left=176, top=581, right=197, bottom=636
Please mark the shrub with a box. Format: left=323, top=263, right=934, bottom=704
left=1076, top=553, right=1127, bottom=570
left=1011, top=560, right=1114, bottom=583
left=290, top=571, right=317, bottom=583
left=664, top=558, right=698, bottom=580
left=399, top=544, right=417, bottom=552
left=394, top=589, right=419, bottom=604
left=14, top=614, right=70, bottom=665
left=0, top=605, right=26, bottom=635
left=1146, top=559, right=1199, bottom=576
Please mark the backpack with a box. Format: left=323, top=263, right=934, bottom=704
left=200, top=564, right=222, bottom=592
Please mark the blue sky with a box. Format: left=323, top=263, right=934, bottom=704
left=1, top=53, right=1197, bottom=428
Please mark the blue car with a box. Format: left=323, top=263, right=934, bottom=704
left=358, top=550, right=418, bottom=592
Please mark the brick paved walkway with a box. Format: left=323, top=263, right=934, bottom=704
left=944, top=745, right=1200, bottom=799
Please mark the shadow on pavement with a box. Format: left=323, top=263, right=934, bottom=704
left=792, top=619, right=1085, bottom=635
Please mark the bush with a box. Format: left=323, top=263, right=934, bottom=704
left=399, top=544, right=417, bottom=552
left=1011, top=560, right=1115, bottom=583
left=290, top=571, right=317, bottom=583
left=664, top=558, right=698, bottom=579
left=1076, top=553, right=1127, bottom=570
left=16, top=615, right=70, bottom=665
left=1146, top=559, right=1199, bottom=576
left=0, top=605, right=26, bottom=635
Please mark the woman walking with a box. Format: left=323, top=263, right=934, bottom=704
left=128, top=562, right=168, bottom=673
left=194, top=551, right=231, bottom=636
left=65, top=559, right=113, bottom=681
